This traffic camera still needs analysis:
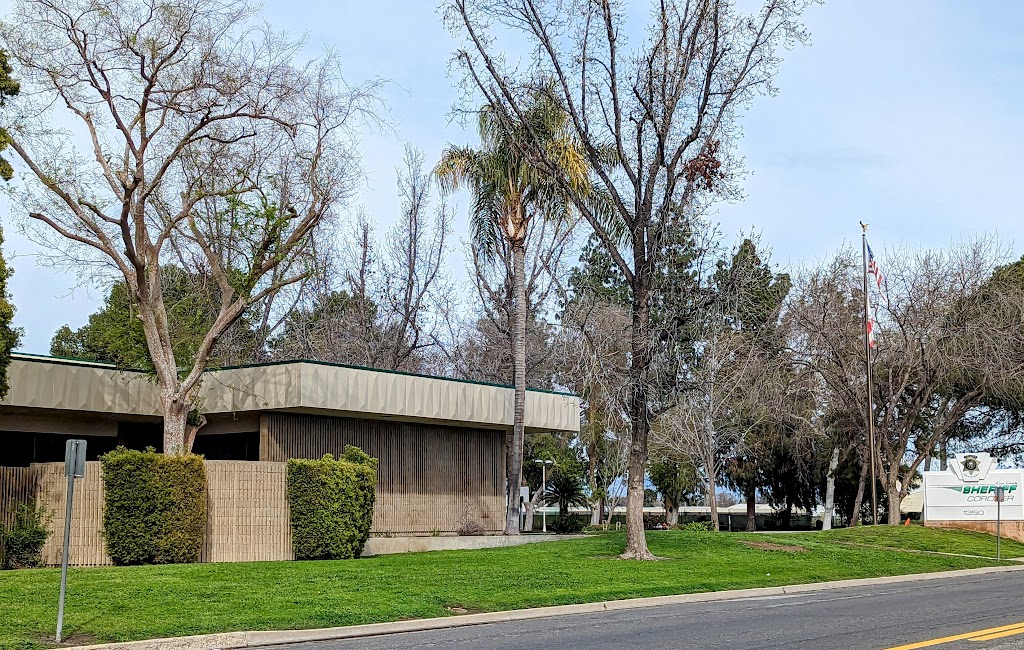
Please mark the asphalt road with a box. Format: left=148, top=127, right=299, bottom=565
left=256, top=572, right=1024, bottom=650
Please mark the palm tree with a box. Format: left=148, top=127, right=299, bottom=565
left=543, top=469, right=591, bottom=517
left=435, top=88, right=592, bottom=535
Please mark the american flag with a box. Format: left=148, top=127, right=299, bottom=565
left=866, top=293, right=877, bottom=349
left=867, top=242, right=884, bottom=292
left=868, top=241, right=884, bottom=307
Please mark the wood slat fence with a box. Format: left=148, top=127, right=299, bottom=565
left=0, top=446, right=503, bottom=566
left=0, top=465, right=36, bottom=529
left=0, top=462, right=294, bottom=566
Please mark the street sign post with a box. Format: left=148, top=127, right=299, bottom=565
left=56, top=439, right=86, bottom=643
left=994, top=485, right=1006, bottom=561
left=519, top=486, right=530, bottom=530
left=534, top=459, right=553, bottom=533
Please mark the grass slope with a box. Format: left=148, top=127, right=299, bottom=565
left=2, top=527, right=1021, bottom=649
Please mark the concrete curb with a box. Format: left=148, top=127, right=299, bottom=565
left=61, top=564, right=1024, bottom=650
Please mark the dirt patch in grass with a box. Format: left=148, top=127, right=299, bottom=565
left=35, top=632, right=99, bottom=647
left=445, top=605, right=487, bottom=615
left=741, top=541, right=808, bottom=553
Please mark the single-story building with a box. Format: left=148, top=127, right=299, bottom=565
left=0, top=353, right=580, bottom=536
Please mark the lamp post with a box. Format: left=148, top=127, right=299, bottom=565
left=535, top=459, right=553, bottom=533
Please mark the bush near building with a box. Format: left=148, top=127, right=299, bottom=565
left=286, top=447, right=377, bottom=560
left=100, top=447, right=206, bottom=565
left=0, top=502, right=50, bottom=569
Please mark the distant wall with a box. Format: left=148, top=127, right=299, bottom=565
left=925, top=520, right=1024, bottom=543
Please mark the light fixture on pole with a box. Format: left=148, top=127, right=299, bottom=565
left=534, top=459, right=553, bottom=533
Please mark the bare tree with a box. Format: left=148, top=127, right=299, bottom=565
left=374, top=146, right=454, bottom=371
left=784, top=250, right=873, bottom=523
left=445, top=0, right=814, bottom=558
left=787, top=240, right=1024, bottom=524
left=556, top=297, right=632, bottom=525
left=271, top=146, right=453, bottom=373
left=0, top=0, right=381, bottom=453
left=653, top=329, right=778, bottom=530
left=450, top=211, right=577, bottom=386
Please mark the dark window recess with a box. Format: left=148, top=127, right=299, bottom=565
left=116, top=422, right=163, bottom=453
left=192, top=431, right=259, bottom=461
left=0, top=432, right=120, bottom=466
left=0, top=431, right=35, bottom=467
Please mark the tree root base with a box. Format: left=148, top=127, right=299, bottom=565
left=618, top=548, right=663, bottom=561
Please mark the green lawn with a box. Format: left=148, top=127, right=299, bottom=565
left=2, top=526, right=1022, bottom=650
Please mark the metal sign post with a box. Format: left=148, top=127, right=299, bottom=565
left=534, top=459, right=552, bottom=533
left=519, top=486, right=530, bottom=530
left=994, top=485, right=1005, bottom=562
left=56, top=439, right=86, bottom=644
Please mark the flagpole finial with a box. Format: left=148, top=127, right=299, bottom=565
left=860, top=221, right=869, bottom=233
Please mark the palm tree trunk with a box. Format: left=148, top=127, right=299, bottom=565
left=504, top=242, right=528, bottom=535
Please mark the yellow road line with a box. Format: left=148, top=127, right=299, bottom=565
left=971, top=627, right=1024, bottom=642
left=884, top=622, right=1024, bottom=649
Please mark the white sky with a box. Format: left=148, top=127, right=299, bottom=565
left=3, top=0, right=1022, bottom=353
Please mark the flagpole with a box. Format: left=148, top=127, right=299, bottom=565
left=860, top=222, right=879, bottom=525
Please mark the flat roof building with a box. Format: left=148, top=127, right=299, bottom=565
left=0, top=353, right=580, bottom=535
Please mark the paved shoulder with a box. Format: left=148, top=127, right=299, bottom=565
left=254, top=573, right=1024, bottom=650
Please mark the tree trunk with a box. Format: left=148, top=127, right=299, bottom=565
left=886, top=474, right=902, bottom=525
left=140, top=297, right=209, bottom=456
left=851, top=452, right=869, bottom=527
left=588, top=442, right=601, bottom=525
left=621, top=297, right=655, bottom=559
left=745, top=486, right=757, bottom=532
left=707, top=467, right=720, bottom=532
left=523, top=486, right=543, bottom=532
left=162, top=398, right=191, bottom=456
left=665, top=493, right=679, bottom=526
left=822, top=445, right=841, bottom=531
left=503, top=243, right=528, bottom=535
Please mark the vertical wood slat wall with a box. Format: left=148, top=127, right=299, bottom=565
left=37, top=462, right=107, bottom=566
left=0, top=465, right=38, bottom=529
left=203, top=461, right=292, bottom=562
left=261, top=413, right=506, bottom=535
left=0, top=462, right=296, bottom=566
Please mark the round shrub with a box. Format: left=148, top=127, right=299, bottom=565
left=100, top=447, right=207, bottom=565
left=1, top=502, right=51, bottom=569
left=287, top=446, right=377, bottom=560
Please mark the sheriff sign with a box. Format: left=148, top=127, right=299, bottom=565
left=923, top=453, right=1023, bottom=522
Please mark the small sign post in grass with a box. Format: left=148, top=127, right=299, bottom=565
left=56, top=439, right=86, bottom=644
left=994, top=485, right=1006, bottom=561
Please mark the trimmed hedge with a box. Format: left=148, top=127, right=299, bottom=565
left=100, top=447, right=207, bottom=565
left=1, top=501, right=51, bottom=569
left=286, top=447, right=377, bottom=560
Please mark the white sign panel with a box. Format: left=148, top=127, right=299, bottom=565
left=923, top=453, right=1023, bottom=522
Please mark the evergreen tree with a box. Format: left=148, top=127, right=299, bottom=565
left=0, top=227, right=21, bottom=397
left=51, top=266, right=259, bottom=370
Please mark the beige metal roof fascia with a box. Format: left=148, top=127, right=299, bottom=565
left=1, top=356, right=580, bottom=433
left=204, top=362, right=580, bottom=433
